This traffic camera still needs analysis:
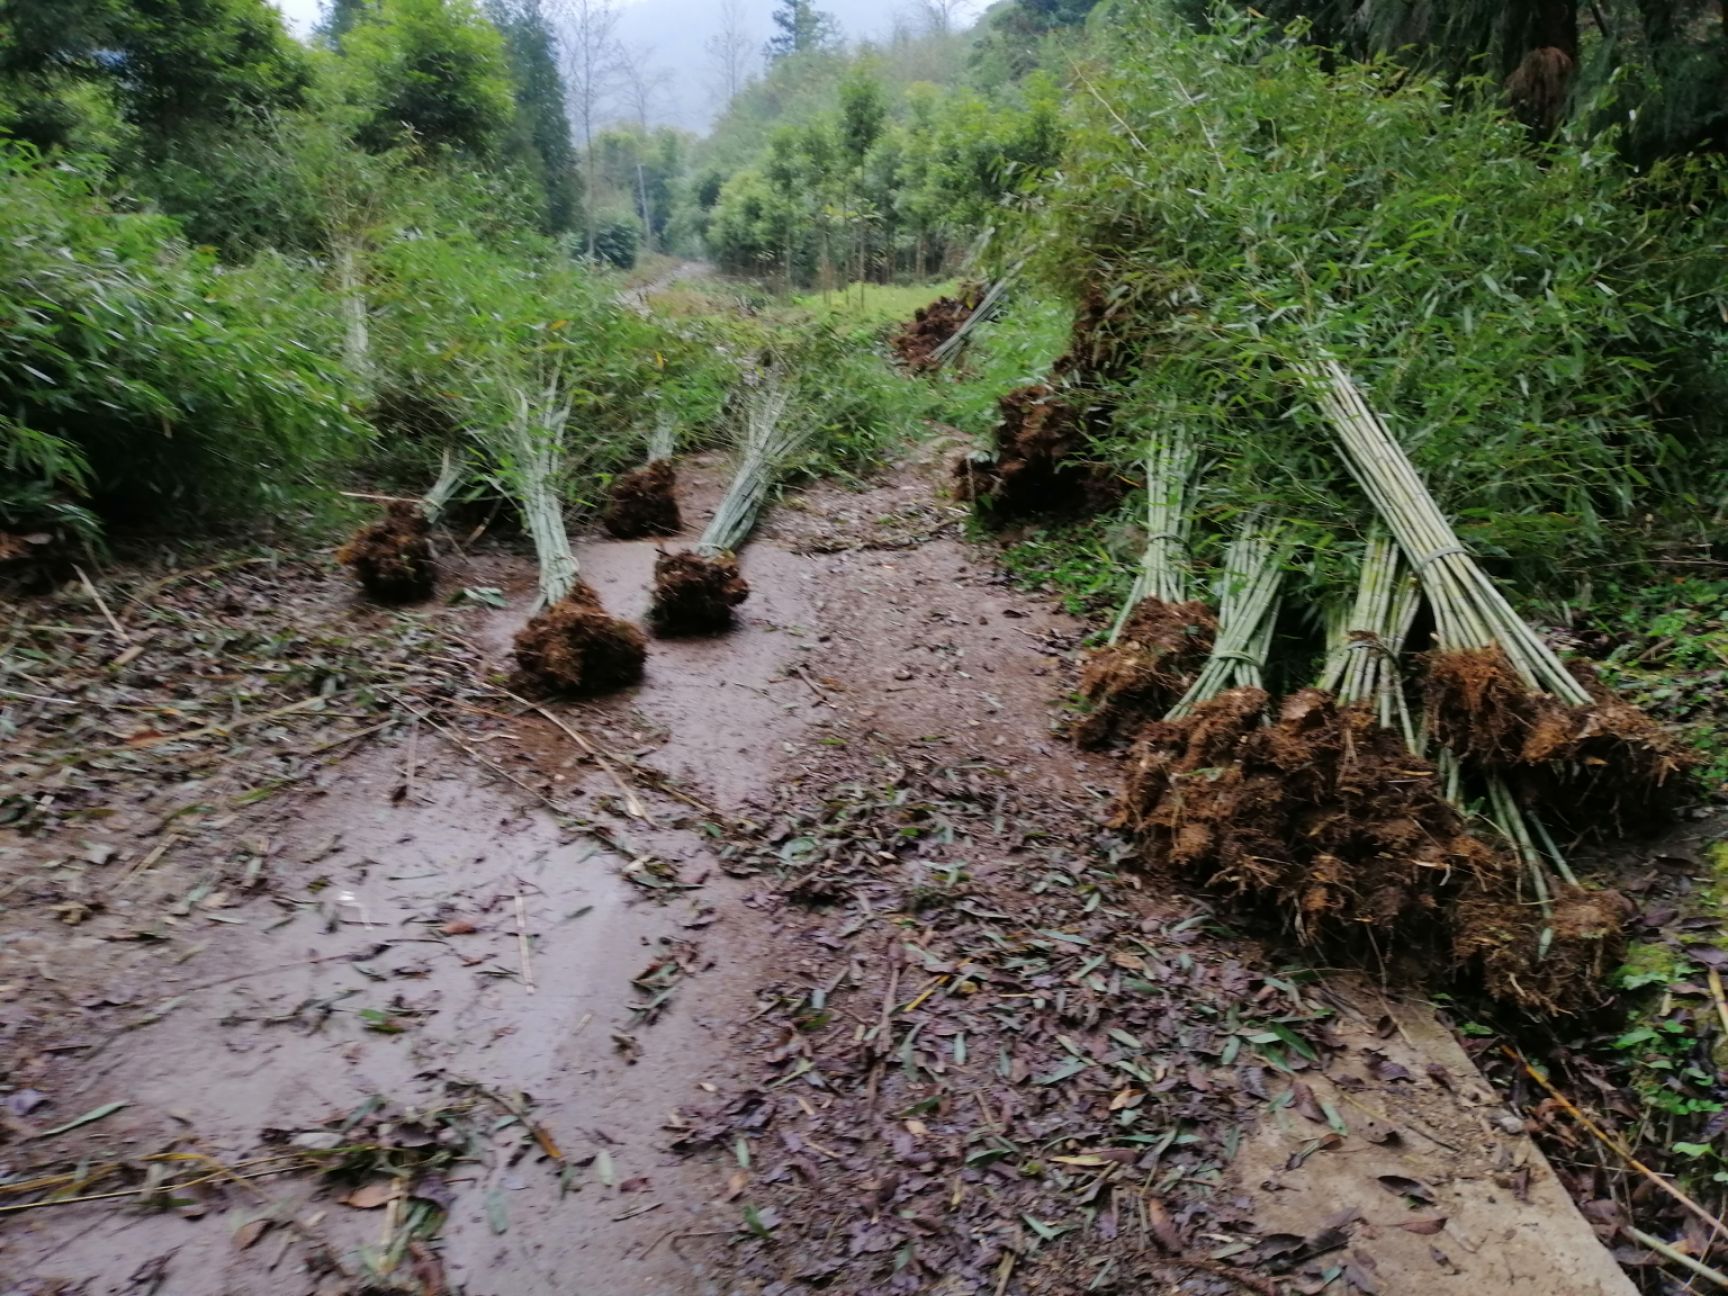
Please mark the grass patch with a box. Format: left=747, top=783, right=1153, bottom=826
left=1584, top=575, right=1728, bottom=796
left=792, top=280, right=960, bottom=328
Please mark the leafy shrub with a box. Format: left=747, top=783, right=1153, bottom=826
left=0, top=146, right=360, bottom=536
left=1035, top=6, right=1726, bottom=585
left=368, top=222, right=698, bottom=506
left=782, top=321, right=940, bottom=477
left=592, top=217, right=640, bottom=270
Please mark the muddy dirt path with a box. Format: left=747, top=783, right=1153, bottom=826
left=2, top=452, right=1634, bottom=1295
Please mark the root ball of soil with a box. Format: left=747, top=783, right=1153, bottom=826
left=953, top=384, right=1123, bottom=519
left=512, top=583, right=646, bottom=695
left=1454, top=886, right=1627, bottom=1013
left=649, top=550, right=749, bottom=636
left=601, top=460, right=682, bottom=539
left=1430, top=651, right=1695, bottom=833
left=1424, top=647, right=1543, bottom=766
left=1074, top=599, right=1216, bottom=749
left=889, top=285, right=981, bottom=372
left=1124, top=688, right=1537, bottom=991
left=337, top=501, right=435, bottom=603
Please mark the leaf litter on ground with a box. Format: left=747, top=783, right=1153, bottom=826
left=666, top=739, right=1368, bottom=1295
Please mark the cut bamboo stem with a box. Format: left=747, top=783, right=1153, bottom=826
left=698, top=373, right=804, bottom=558
left=1625, top=1227, right=1728, bottom=1291
left=1110, top=427, right=1196, bottom=642
left=646, top=413, right=676, bottom=464
left=1509, top=1047, right=1728, bottom=1249
left=1301, top=360, right=1590, bottom=706
left=1168, top=519, right=1288, bottom=718
left=422, top=449, right=464, bottom=525
left=505, top=369, right=580, bottom=611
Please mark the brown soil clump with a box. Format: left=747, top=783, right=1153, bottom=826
left=889, top=284, right=981, bottom=372
left=336, top=500, right=435, bottom=603
left=512, top=582, right=646, bottom=694
left=1424, top=647, right=1543, bottom=766
left=1454, top=886, right=1627, bottom=1013
left=951, top=383, right=1122, bottom=518
left=1506, top=46, right=1576, bottom=134
left=1429, top=650, right=1695, bottom=833
left=1074, top=598, right=1216, bottom=748
left=954, top=281, right=1142, bottom=519
left=601, top=459, right=682, bottom=539
left=1123, top=688, right=1531, bottom=990
left=648, top=550, right=749, bottom=636
left=1052, top=280, right=1135, bottom=383
left=1519, top=667, right=1696, bottom=833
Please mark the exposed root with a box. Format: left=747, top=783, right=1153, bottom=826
left=1053, top=281, right=1134, bottom=384
left=954, top=281, right=1140, bottom=519
left=512, top=582, right=646, bottom=695
left=648, top=550, right=749, bottom=636
left=1122, top=688, right=1552, bottom=994
left=601, top=460, right=682, bottom=539
left=1454, top=885, right=1627, bottom=1014
left=1518, top=664, right=1696, bottom=833
left=951, top=384, right=1122, bottom=518
left=0, top=526, right=68, bottom=585
left=890, top=284, right=981, bottom=372
left=1118, top=686, right=1268, bottom=837
left=1506, top=46, right=1575, bottom=135
left=1429, top=650, right=1695, bottom=832
left=337, top=500, right=435, bottom=603
left=1424, top=647, right=1543, bottom=766
left=1074, top=599, right=1216, bottom=749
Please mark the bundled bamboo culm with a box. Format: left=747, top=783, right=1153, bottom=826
left=649, top=372, right=807, bottom=637
left=1075, top=429, right=1212, bottom=748
left=1304, top=360, right=1691, bottom=832
left=506, top=368, right=645, bottom=694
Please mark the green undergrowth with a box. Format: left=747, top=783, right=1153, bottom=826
left=989, top=520, right=1136, bottom=621
left=793, top=280, right=961, bottom=328
left=935, top=292, right=1071, bottom=444
left=1578, top=575, right=1728, bottom=797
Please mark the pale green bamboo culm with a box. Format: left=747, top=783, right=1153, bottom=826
left=697, top=372, right=807, bottom=559
left=1166, top=519, right=1289, bottom=719
left=1302, top=360, right=1591, bottom=706
left=501, top=366, right=580, bottom=613
left=646, top=411, right=676, bottom=464
left=1109, top=425, right=1197, bottom=643
left=1317, top=529, right=1419, bottom=745
left=421, top=449, right=464, bottom=525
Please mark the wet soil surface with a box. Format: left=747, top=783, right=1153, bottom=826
left=2, top=456, right=1637, bottom=1294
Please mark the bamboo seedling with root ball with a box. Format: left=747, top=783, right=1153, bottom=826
left=1074, top=427, right=1214, bottom=747
left=499, top=362, right=645, bottom=695
left=601, top=413, right=682, bottom=540
left=338, top=450, right=466, bottom=603
left=649, top=371, right=808, bottom=636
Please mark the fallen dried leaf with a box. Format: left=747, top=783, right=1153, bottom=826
left=342, top=1180, right=397, bottom=1210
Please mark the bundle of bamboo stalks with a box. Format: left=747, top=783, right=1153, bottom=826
left=649, top=371, right=806, bottom=637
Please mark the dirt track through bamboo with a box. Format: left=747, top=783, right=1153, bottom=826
left=1, top=451, right=1639, bottom=1296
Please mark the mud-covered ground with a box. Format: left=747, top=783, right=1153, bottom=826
left=1, top=453, right=1641, bottom=1295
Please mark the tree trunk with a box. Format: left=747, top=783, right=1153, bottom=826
left=584, top=119, right=597, bottom=258
left=335, top=240, right=373, bottom=406
left=635, top=160, right=654, bottom=254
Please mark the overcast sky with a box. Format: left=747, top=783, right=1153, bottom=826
left=268, top=1, right=989, bottom=132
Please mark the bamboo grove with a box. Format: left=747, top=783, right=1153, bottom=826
left=952, top=7, right=1727, bottom=1011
